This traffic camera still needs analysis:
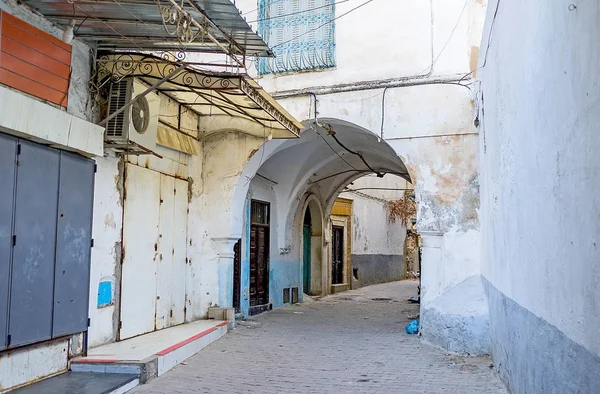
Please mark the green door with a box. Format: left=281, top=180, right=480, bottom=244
left=303, top=225, right=311, bottom=294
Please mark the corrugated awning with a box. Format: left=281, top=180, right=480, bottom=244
left=98, top=53, right=303, bottom=139
left=21, top=0, right=272, bottom=57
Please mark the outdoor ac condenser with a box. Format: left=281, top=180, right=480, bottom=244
left=105, top=78, right=159, bottom=152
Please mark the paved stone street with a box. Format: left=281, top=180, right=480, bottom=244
left=131, top=281, right=507, bottom=394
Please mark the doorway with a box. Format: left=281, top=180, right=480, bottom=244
left=332, top=226, right=344, bottom=285
left=303, top=210, right=311, bottom=294
left=119, top=164, right=188, bottom=340
left=233, top=239, right=241, bottom=313
left=249, top=200, right=270, bottom=312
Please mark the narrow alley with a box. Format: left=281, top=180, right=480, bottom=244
left=131, top=281, right=506, bottom=394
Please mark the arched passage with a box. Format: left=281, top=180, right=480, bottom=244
left=231, top=118, right=412, bottom=314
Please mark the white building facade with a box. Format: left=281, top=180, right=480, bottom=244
left=234, top=0, right=488, bottom=352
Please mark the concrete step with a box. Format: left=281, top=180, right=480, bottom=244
left=71, top=320, right=230, bottom=383
left=8, top=372, right=139, bottom=394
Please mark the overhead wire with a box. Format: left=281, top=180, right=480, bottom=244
left=310, top=93, right=359, bottom=171
left=271, top=0, right=376, bottom=50
left=457, top=0, right=502, bottom=84
left=416, top=0, right=469, bottom=75
left=248, top=0, right=351, bottom=23
left=325, top=125, right=382, bottom=176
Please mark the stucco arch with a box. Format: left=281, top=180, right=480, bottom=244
left=232, top=118, right=410, bottom=247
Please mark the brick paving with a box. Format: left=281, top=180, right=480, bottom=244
left=131, top=281, right=507, bottom=394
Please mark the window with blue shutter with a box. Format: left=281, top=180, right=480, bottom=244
left=257, top=0, right=336, bottom=74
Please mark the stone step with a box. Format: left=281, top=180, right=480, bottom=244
left=71, top=320, right=230, bottom=384
left=8, top=372, right=139, bottom=394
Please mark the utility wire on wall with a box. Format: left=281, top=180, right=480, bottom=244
left=271, top=0, right=376, bottom=49
left=248, top=0, right=351, bottom=23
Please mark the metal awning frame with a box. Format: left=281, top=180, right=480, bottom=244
left=97, top=53, right=302, bottom=138
left=22, top=0, right=275, bottom=68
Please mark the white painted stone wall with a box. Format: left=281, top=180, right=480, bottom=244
left=238, top=0, right=485, bottom=90
left=88, top=154, right=122, bottom=347
left=339, top=176, right=407, bottom=257
left=478, top=0, right=600, bottom=388
left=233, top=0, right=487, bottom=350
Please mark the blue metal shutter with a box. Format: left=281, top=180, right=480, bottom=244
left=0, top=134, right=17, bottom=348
left=52, top=152, right=95, bottom=337
left=9, top=140, right=60, bottom=347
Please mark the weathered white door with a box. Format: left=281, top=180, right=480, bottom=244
left=120, top=164, right=160, bottom=340
left=120, top=164, right=188, bottom=339
left=170, top=178, right=188, bottom=326
left=155, top=174, right=175, bottom=330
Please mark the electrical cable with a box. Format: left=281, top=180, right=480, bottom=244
left=249, top=0, right=351, bottom=23
left=345, top=187, right=413, bottom=192
left=380, top=87, right=388, bottom=141
left=309, top=169, right=367, bottom=184
left=70, top=3, right=150, bottom=53
left=416, top=0, right=469, bottom=75
left=309, top=93, right=359, bottom=171
left=326, top=126, right=382, bottom=176
left=458, top=0, right=501, bottom=83
left=271, top=0, right=376, bottom=50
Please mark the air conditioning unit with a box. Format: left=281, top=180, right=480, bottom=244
left=105, top=78, right=159, bottom=152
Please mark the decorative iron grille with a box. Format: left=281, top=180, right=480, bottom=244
left=257, top=0, right=336, bottom=74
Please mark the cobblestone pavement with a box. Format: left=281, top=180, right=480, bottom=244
left=131, top=281, right=507, bottom=394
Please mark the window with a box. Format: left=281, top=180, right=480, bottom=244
left=257, top=0, right=336, bottom=74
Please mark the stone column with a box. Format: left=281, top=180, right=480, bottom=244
left=211, top=237, right=239, bottom=309
left=419, top=231, right=444, bottom=307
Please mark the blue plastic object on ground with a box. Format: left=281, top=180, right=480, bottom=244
left=405, top=320, right=419, bottom=334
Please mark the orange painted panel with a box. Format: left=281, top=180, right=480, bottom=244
left=1, top=38, right=70, bottom=79
left=1, top=52, right=68, bottom=93
left=2, top=21, right=71, bottom=65
left=1, top=11, right=71, bottom=52
left=0, top=11, right=71, bottom=107
left=0, top=68, right=68, bottom=107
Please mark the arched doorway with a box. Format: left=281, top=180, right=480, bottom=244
left=230, top=118, right=411, bottom=313
left=301, top=196, right=324, bottom=296
left=303, top=209, right=312, bottom=294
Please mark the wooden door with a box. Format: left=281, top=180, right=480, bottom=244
left=303, top=225, right=311, bottom=294
left=332, top=226, right=344, bottom=285
left=249, top=201, right=269, bottom=307
left=233, top=239, right=241, bottom=313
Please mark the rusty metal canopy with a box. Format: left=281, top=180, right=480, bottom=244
left=98, top=53, right=302, bottom=138
left=22, top=0, right=272, bottom=57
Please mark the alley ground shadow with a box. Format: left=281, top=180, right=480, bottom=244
left=132, top=281, right=507, bottom=394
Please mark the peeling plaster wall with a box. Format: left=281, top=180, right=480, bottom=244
left=479, top=0, right=600, bottom=391
left=253, top=85, right=481, bottom=308
left=187, top=131, right=263, bottom=319
left=231, top=0, right=487, bottom=352
left=88, top=154, right=122, bottom=347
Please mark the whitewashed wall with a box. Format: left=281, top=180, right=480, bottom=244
left=339, top=175, right=406, bottom=256
left=233, top=0, right=487, bottom=352
left=339, top=175, right=408, bottom=287
left=479, top=0, right=600, bottom=390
